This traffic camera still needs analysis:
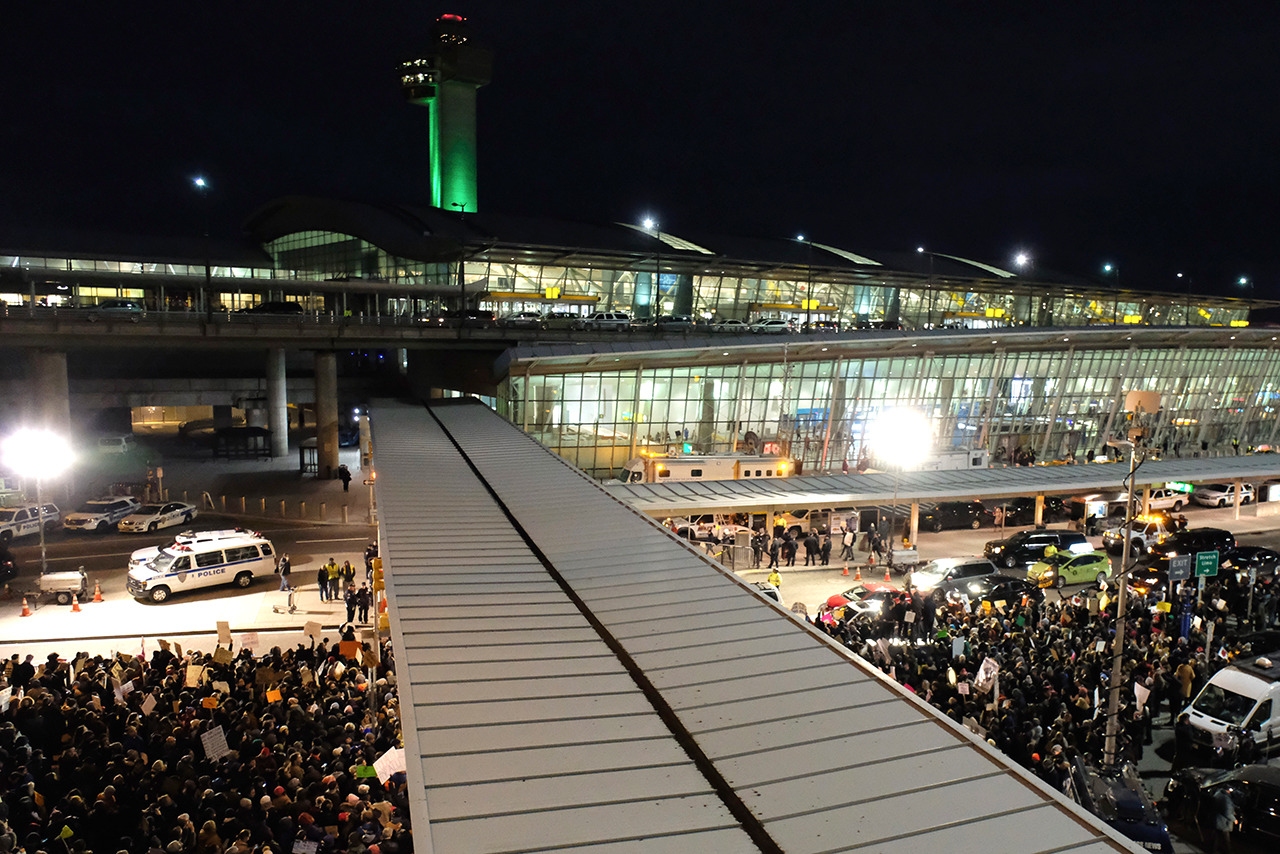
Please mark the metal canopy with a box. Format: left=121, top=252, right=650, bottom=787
left=373, top=398, right=1135, bottom=853
left=604, top=455, right=1280, bottom=517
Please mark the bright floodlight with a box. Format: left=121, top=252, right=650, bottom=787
left=1103, top=263, right=1113, bottom=273
left=867, top=409, right=931, bottom=470
left=917, top=246, right=925, bottom=253
left=1014, top=252, right=1030, bottom=268
left=796, top=233, right=805, bottom=242
left=1239, top=277, right=1250, bottom=286
left=1, top=429, right=73, bottom=480
left=642, top=217, right=656, bottom=230
left=193, top=176, right=207, bottom=189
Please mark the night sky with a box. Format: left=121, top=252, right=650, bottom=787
left=3, top=2, right=1278, bottom=296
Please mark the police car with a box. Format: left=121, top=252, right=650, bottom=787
left=63, top=496, right=142, bottom=533
left=118, top=501, right=199, bottom=533
left=0, top=502, right=60, bottom=545
left=126, top=532, right=276, bottom=602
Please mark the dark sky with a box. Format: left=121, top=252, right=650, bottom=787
left=3, top=2, right=1278, bottom=296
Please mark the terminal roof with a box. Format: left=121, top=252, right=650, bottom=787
left=372, top=397, right=1135, bottom=853
left=604, top=455, right=1280, bottom=517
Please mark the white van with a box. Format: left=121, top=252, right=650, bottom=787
left=128, top=528, right=259, bottom=570
left=1185, top=654, right=1280, bottom=752
left=126, top=534, right=276, bottom=602
left=97, top=435, right=136, bottom=454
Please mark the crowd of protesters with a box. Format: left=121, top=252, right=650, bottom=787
left=0, top=629, right=410, bottom=854
left=809, top=561, right=1278, bottom=785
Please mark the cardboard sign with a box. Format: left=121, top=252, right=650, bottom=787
left=216, top=621, right=232, bottom=645
left=903, top=611, right=915, bottom=623
left=266, top=689, right=283, bottom=703
left=240, top=632, right=259, bottom=650
left=994, top=600, right=1007, bottom=613
left=1157, top=600, right=1173, bottom=612
left=300, top=667, right=314, bottom=686
left=141, top=694, right=157, bottom=716
left=212, top=647, right=233, bottom=665
left=294, top=842, right=318, bottom=854
left=185, top=665, right=205, bottom=688
left=200, top=725, right=231, bottom=760
left=158, top=639, right=171, bottom=652
left=202, top=697, right=218, bottom=709
left=339, top=641, right=360, bottom=661
left=0, top=687, right=10, bottom=710
left=304, top=621, right=322, bottom=640
left=957, top=682, right=970, bottom=695
left=212, top=681, right=230, bottom=694
left=254, top=666, right=279, bottom=686
left=372, top=746, right=406, bottom=781
left=952, top=637, right=965, bottom=658
left=1134, top=682, right=1151, bottom=711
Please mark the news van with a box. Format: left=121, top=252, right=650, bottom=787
left=126, top=532, right=276, bottom=602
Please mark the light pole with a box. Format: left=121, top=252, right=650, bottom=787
left=867, top=409, right=932, bottom=553
left=1178, top=272, right=1191, bottom=326
left=1103, top=264, right=1119, bottom=324
left=644, top=217, right=660, bottom=324
left=193, top=176, right=212, bottom=320
left=2, top=429, right=73, bottom=577
left=797, top=234, right=813, bottom=330
left=1103, top=437, right=1144, bottom=767
left=918, top=246, right=935, bottom=327
left=452, top=202, right=468, bottom=338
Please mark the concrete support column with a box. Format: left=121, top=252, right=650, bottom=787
left=909, top=502, right=919, bottom=547
left=29, top=349, right=71, bottom=437
left=1034, top=494, right=1045, bottom=527
left=314, top=351, right=339, bottom=479
left=267, top=348, right=289, bottom=458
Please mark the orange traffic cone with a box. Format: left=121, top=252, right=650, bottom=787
left=71, top=594, right=82, bottom=613
left=884, top=566, right=892, bottom=583
left=20, top=597, right=31, bottom=617
left=92, top=582, right=104, bottom=603
left=842, top=562, right=849, bottom=577
left=854, top=565, right=862, bottom=581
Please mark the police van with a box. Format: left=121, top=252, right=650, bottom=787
left=126, top=533, right=276, bottom=602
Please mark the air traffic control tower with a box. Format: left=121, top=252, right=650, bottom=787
left=398, top=14, right=492, bottom=212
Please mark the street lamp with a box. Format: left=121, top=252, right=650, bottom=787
left=1014, top=252, right=1031, bottom=270
left=643, top=217, right=660, bottom=324
left=797, top=234, right=813, bottom=330
left=451, top=202, right=468, bottom=336
left=193, top=176, right=212, bottom=320
left=1178, top=272, right=1192, bottom=326
left=1103, top=264, right=1119, bottom=324
left=867, top=409, right=931, bottom=549
left=1, top=429, right=73, bottom=577
left=1103, top=437, right=1144, bottom=767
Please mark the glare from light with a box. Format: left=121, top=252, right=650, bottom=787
left=1014, top=252, right=1030, bottom=268
left=796, top=234, right=805, bottom=242
left=1103, top=263, right=1113, bottom=273
left=917, top=246, right=925, bottom=254
left=867, top=408, right=932, bottom=470
left=1, top=429, right=73, bottom=480
left=193, top=176, right=207, bottom=189
left=1239, top=277, right=1249, bottom=286
left=642, top=217, right=656, bottom=230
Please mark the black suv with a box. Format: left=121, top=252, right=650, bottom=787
left=995, top=495, right=1068, bottom=526
left=1146, top=527, right=1236, bottom=570
left=920, top=500, right=994, bottom=531
left=984, top=528, right=1089, bottom=568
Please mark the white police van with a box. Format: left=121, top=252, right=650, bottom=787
left=126, top=532, right=276, bottom=602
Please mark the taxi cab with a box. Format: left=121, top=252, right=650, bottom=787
left=1102, top=514, right=1172, bottom=557
left=1028, top=549, right=1112, bottom=589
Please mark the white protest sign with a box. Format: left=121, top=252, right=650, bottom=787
left=200, top=725, right=231, bottom=760
left=141, top=694, right=157, bottom=716
left=372, top=746, right=406, bottom=781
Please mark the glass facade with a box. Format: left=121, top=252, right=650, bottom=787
left=501, top=340, right=1280, bottom=479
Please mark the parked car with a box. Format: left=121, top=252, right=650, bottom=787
left=711, top=319, right=750, bottom=333
left=97, top=434, right=136, bottom=454
left=1164, top=765, right=1280, bottom=844
left=500, top=310, right=543, bottom=328
left=750, top=318, right=794, bottom=334
left=909, top=557, right=1000, bottom=599
left=1223, top=546, right=1280, bottom=579
left=0, top=502, right=61, bottom=545
left=994, top=495, right=1068, bottom=526
left=1068, top=759, right=1173, bottom=854
left=836, top=581, right=909, bottom=620
left=63, top=496, right=143, bottom=533
left=118, top=501, right=200, bottom=533
left=85, top=298, right=143, bottom=322
left=539, top=311, right=579, bottom=330
left=938, top=572, right=1044, bottom=607
left=654, top=314, right=694, bottom=331
left=1193, top=482, right=1254, bottom=507
left=416, top=309, right=497, bottom=328
left=1027, top=549, right=1112, bottom=589
left=1102, top=514, right=1173, bottom=557
left=984, top=529, right=1090, bottom=568
left=801, top=320, right=841, bottom=333
left=919, top=500, right=993, bottom=531
left=1146, top=527, right=1237, bottom=570
left=1144, top=486, right=1189, bottom=512
left=576, top=311, right=631, bottom=331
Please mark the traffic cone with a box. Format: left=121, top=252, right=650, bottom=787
left=854, top=565, right=862, bottom=581
left=71, top=594, right=82, bottom=613
left=842, top=562, right=849, bottom=577
left=884, top=565, right=892, bottom=584
left=92, top=582, right=104, bottom=603
left=20, top=597, right=31, bottom=617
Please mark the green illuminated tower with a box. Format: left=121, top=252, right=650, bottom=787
left=399, top=14, right=492, bottom=212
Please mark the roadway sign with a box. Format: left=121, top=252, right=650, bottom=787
left=1195, top=550, right=1219, bottom=578
left=1168, top=554, right=1192, bottom=581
